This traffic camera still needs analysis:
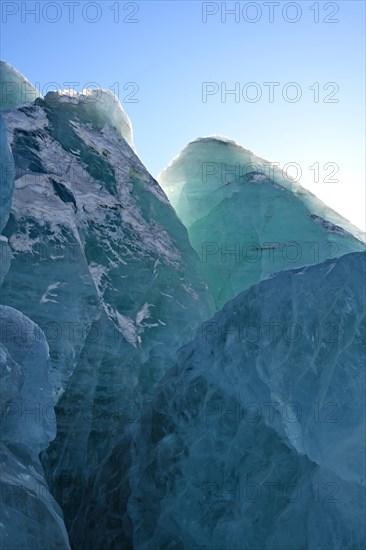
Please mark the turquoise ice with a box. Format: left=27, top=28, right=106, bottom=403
left=0, top=60, right=41, bottom=110
left=159, top=137, right=365, bottom=308
left=0, top=112, right=14, bottom=232
left=44, top=88, right=134, bottom=149
left=1, top=65, right=214, bottom=527
left=0, top=112, right=14, bottom=283
left=1, top=62, right=365, bottom=550
left=0, top=306, right=70, bottom=549
left=74, top=251, right=365, bottom=549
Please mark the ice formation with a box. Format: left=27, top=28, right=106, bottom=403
left=159, top=137, right=365, bottom=308
left=72, top=251, right=366, bottom=549
left=0, top=106, right=70, bottom=547
left=0, top=306, right=70, bottom=549
left=0, top=60, right=41, bottom=110
left=0, top=62, right=365, bottom=550
left=0, top=113, right=14, bottom=284
left=1, top=63, right=214, bottom=532
left=44, top=88, right=135, bottom=150
left=0, top=112, right=14, bottom=232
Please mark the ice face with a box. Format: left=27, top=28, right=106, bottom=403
left=72, top=251, right=365, bottom=549
left=1, top=80, right=214, bottom=526
left=1, top=72, right=70, bottom=546
left=0, top=305, right=70, bottom=549
left=0, top=341, right=23, bottom=424
left=0, top=112, right=15, bottom=232
left=0, top=305, right=56, bottom=454
left=159, top=137, right=365, bottom=308
left=0, top=60, right=41, bottom=110
left=0, top=113, right=14, bottom=284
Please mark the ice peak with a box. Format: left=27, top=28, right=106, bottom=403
left=0, top=60, right=41, bottom=110
left=193, top=134, right=238, bottom=145
left=158, top=134, right=277, bottom=188
left=44, top=87, right=134, bottom=149
left=190, top=135, right=258, bottom=155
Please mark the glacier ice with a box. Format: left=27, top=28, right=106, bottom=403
left=0, top=112, right=14, bottom=285
left=0, top=60, right=41, bottom=111
left=72, top=251, right=365, bottom=549
left=1, top=62, right=365, bottom=550
left=44, top=88, right=135, bottom=150
left=1, top=67, right=214, bottom=528
left=0, top=306, right=70, bottom=549
left=1, top=306, right=56, bottom=452
left=0, top=112, right=15, bottom=233
left=0, top=69, right=70, bottom=548
left=159, top=137, right=365, bottom=308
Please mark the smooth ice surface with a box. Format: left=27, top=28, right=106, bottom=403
left=159, top=137, right=365, bottom=308
left=0, top=306, right=70, bottom=549
left=0, top=60, right=41, bottom=110
left=1, top=71, right=214, bottom=526
left=72, top=251, right=366, bottom=549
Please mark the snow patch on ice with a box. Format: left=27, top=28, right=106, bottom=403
left=40, top=282, right=63, bottom=304
left=115, top=311, right=140, bottom=348
left=136, top=303, right=155, bottom=327
left=89, top=263, right=109, bottom=298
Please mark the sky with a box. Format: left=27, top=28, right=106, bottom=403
left=1, top=0, right=365, bottom=230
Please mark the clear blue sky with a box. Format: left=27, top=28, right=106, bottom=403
left=1, top=0, right=365, bottom=229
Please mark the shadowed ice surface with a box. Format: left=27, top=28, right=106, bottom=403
left=72, top=251, right=365, bottom=549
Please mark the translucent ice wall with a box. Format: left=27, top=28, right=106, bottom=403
left=0, top=112, right=14, bottom=232
left=1, top=66, right=214, bottom=530
left=159, top=137, right=365, bottom=308
left=0, top=305, right=70, bottom=548
left=73, top=251, right=365, bottom=549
